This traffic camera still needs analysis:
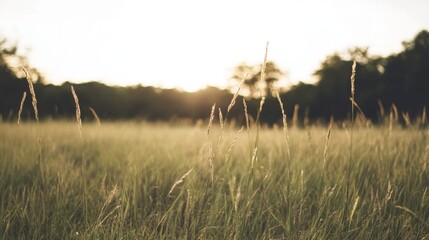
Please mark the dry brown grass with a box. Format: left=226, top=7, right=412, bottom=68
left=17, top=91, right=27, bottom=125
left=71, top=86, right=82, bottom=138
left=22, top=67, right=39, bottom=122
left=89, top=107, right=101, bottom=126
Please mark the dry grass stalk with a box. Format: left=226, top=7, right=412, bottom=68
left=349, top=196, right=360, bottom=223
left=225, top=126, right=244, bottom=162
left=235, top=185, right=241, bottom=212
left=17, top=91, right=27, bottom=125
left=292, top=104, right=299, bottom=128
left=258, top=97, right=266, bottom=115
left=22, top=67, right=39, bottom=122
left=71, top=86, right=82, bottom=138
left=218, top=108, right=224, bottom=131
left=94, top=185, right=120, bottom=230
left=349, top=98, right=367, bottom=121
left=243, top=98, right=250, bottom=134
left=275, top=91, right=290, bottom=160
left=385, top=181, right=393, bottom=204
left=422, top=107, right=427, bottom=126
left=228, top=73, right=248, bottom=114
left=89, top=107, right=101, bottom=125
left=168, top=168, right=193, bottom=197
left=250, top=147, right=258, bottom=170
left=243, top=98, right=252, bottom=152
left=207, top=104, right=216, bottom=137
left=215, top=108, right=225, bottom=156
left=259, top=42, right=269, bottom=97
left=208, top=146, right=214, bottom=184
left=350, top=61, right=356, bottom=100
left=323, top=122, right=332, bottom=168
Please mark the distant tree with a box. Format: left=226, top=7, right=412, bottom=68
left=313, top=47, right=384, bottom=120
left=382, top=30, right=429, bottom=115
left=0, top=38, right=44, bottom=84
left=231, top=61, right=283, bottom=98
left=0, top=39, right=18, bottom=81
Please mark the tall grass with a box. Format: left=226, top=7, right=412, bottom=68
left=22, top=66, right=39, bottom=122
left=1, top=120, right=428, bottom=239
left=17, top=91, right=27, bottom=125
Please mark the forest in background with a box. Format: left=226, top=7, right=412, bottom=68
left=1, top=30, right=428, bottom=125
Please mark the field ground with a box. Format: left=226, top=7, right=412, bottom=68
left=1, top=121, right=429, bottom=239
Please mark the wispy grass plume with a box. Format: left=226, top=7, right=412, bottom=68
left=207, top=104, right=216, bottom=137
left=71, top=86, right=82, bottom=138
left=322, top=122, right=332, bottom=179
left=243, top=98, right=251, bottom=151
left=22, top=67, right=39, bottom=122
left=17, top=91, right=27, bottom=125
left=207, top=104, right=216, bottom=184
left=225, top=126, right=244, bottom=162
left=254, top=42, right=269, bottom=150
left=227, top=73, right=248, bottom=117
left=345, top=60, right=356, bottom=224
left=168, top=168, right=193, bottom=197
left=275, top=90, right=290, bottom=161
left=89, top=107, right=101, bottom=126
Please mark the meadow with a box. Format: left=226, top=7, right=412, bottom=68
left=1, top=60, right=429, bottom=239
left=1, top=116, right=429, bottom=239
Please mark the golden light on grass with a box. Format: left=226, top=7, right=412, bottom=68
left=227, top=73, right=248, bottom=115
left=218, top=108, right=224, bottom=131
left=71, top=86, right=82, bottom=138
left=168, top=168, right=193, bottom=197
left=207, top=103, right=216, bottom=137
left=323, top=122, right=332, bottom=169
left=275, top=90, right=290, bottom=160
left=225, top=126, right=244, bottom=162
left=243, top=98, right=251, bottom=150
left=350, top=60, right=356, bottom=101
left=22, top=66, right=39, bottom=122
left=89, top=107, right=101, bottom=126
left=17, top=91, right=27, bottom=125
left=349, top=196, right=360, bottom=223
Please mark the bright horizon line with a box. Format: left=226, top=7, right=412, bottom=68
left=1, top=0, right=428, bottom=92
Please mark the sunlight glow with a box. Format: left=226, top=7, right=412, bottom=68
left=1, top=0, right=428, bottom=91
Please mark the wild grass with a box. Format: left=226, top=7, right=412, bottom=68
left=1, top=120, right=428, bottom=239
left=22, top=66, right=39, bottom=122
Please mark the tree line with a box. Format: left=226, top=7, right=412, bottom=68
left=1, top=30, right=428, bottom=125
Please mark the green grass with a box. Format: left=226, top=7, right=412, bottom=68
left=1, top=121, right=429, bottom=239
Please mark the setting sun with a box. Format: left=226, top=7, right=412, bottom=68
left=1, top=0, right=428, bottom=90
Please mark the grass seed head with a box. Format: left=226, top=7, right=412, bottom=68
left=71, top=86, right=82, bottom=138
left=22, top=66, right=39, bottom=122
left=168, top=168, right=193, bottom=197
left=89, top=107, right=101, bottom=125
left=17, top=91, right=27, bottom=125
left=207, top=103, right=216, bottom=137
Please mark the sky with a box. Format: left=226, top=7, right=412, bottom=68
left=1, top=0, right=428, bottom=92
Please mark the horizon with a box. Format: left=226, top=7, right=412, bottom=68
left=1, top=0, right=429, bottom=92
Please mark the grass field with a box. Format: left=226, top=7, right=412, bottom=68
left=1, top=119, right=429, bottom=239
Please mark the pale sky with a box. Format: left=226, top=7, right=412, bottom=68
left=1, top=0, right=428, bottom=91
